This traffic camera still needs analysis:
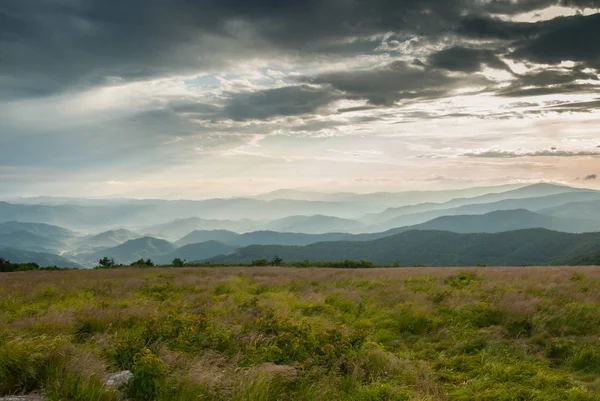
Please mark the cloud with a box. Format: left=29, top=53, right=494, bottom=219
left=429, top=46, right=510, bottom=73
left=3, top=0, right=600, bottom=196
left=511, top=13, right=600, bottom=69
left=547, top=99, right=600, bottom=112
left=307, top=60, right=490, bottom=105
left=584, top=174, right=597, bottom=180
left=463, top=149, right=600, bottom=158
left=222, top=85, right=340, bottom=121
left=6, top=0, right=596, bottom=100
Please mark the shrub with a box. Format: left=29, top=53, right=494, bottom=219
left=128, top=348, right=167, bottom=401
left=251, top=259, right=270, bottom=266
left=109, top=333, right=147, bottom=370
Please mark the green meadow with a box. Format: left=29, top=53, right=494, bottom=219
left=1, top=266, right=600, bottom=400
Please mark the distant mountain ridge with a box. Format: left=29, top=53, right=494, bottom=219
left=265, top=215, right=365, bottom=234
left=368, top=190, right=600, bottom=232
left=3, top=183, right=592, bottom=231
left=207, top=229, right=600, bottom=266
left=361, top=183, right=583, bottom=224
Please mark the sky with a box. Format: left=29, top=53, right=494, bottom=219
left=1, top=0, right=600, bottom=199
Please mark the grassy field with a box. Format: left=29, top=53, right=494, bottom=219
left=1, top=266, right=600, bottom=400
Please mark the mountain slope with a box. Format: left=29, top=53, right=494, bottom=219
left=539, top=200, right=600, bottom=222
left=178, top=229, right=356, bottom=247
left=265, top=215, right=366, bottom=234
left=177, top=230, right=240, bottom=246
left=76, top=229, right=141, bottom=252
left=408, top=209, right=600, bottom=234
left=0, top=221, right=75, bottom=239
left=156, top=241, right=236, bottom=264
left=0, top=248, right=81, bottom=268
left=207, top=229, right=600, bottom=266
left=0, top=231, right=67, bottom=253
left=85, top=237, right=178, bottom=265
left=143, top=218, right=261, bottom=240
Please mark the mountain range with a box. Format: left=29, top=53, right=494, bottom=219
left=1, top=183, right=600, bottom=268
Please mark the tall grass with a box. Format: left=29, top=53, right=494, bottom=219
left=1, top=266, right=600, bottom=400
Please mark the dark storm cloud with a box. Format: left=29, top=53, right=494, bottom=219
left=4, top=0, right=599, bottom=99
left=458, top=16, right=541, bottom=40
left=306, top=61, right=490, bottom=106
left=222, top=85, right=340, bottom=121
left=511, top=13, right=600, bottom=68
left=1, top=0, right=600, bottom=128
left=429, top=47, right=510, bottom=72
left=458, top=12, right=600, bottom=68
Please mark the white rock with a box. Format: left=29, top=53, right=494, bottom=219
left=105, top=370, right=133, bottom=388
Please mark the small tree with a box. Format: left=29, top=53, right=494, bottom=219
left=172, top=258, right=185, bottom=267
left=271, top=254, right=284, bottom=266
left=98, top=257, right=116, bottom=268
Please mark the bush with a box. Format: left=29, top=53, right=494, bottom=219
left=0, top=258, right=40, bottom=273
left=128, top=348, right=167, bottom=401
left=251, top=259, right=270, bottom=266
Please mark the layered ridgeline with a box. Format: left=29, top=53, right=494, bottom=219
left=1, top=183, right=600, bottom=267
left=207, top=229, right=600, bottom=267
left=0, top=183, right=593, bottom=232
